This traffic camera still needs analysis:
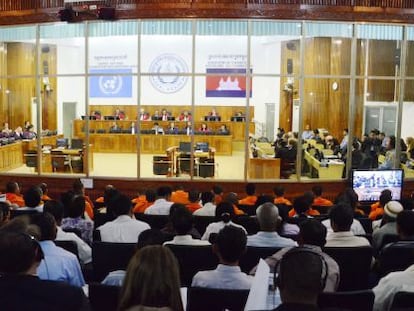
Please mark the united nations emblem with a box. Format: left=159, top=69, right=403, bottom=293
left=99, top=75, right=123, bottom=95
left=149, top=54, right=188, bottom=94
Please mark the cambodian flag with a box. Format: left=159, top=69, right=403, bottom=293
left=206, top=68, right=252, bottom=98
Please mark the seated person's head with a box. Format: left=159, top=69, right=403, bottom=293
left=212, top=185, right=223, bottom=196
left=224, top=192, right=238, bottom=206
left=201, top=191, right=214, bottom=205
left=67, top=195, right=86, bottom=219
left=171, top=205, right=193, bottom=236
left=256, top=202, right=280, bottom=232
left=312, top=185, right=323, bottom=197
left=298, top=219, right=327, bottom=247
left=188, top=190, right=200, bottom=203
left=214, top=225, right=247, bottom=265
left=6, top=181, right=19, bottom=194
left=276, top=247, right=326, bottom=306
left=157, top=186, right=172, bottom=200
left=30, top=212, right=57, bottom=241
left=104, top=187, right=121, bottom=207
left=245, top=183, right=256, bottom=196
left=255, top=195, right=274, bottom=209
left=329, top=203, right=353, bottom=232
left=136, top=229, right=165, bottom=249
left=383, top=201, right=403, bottom=223
left=334, top=188, right=358, bottom=210
left=215, top=202, right=234, bottom=223
left=112, top=195, right=132, bottom=217
left=273, top=186, right=285, bottom=197
left=379, top=189, right=393, bottom=207
left=43, top=200, right=64, bottom=226
left=397, top=210, right=414, bottom=240
left=0, top=229, right=44, bottom=275
left=293, top=195, right=312, bottom=215
left=119, top=245, right=183, bottom=311
left=23, top=186, right=42, bottom=208
left=145, top=189, right=156, bottom=203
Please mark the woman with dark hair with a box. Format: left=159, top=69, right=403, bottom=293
left=61, top=195, right=93, bottom=244
left=201, top=202, right=247, bottom=241
left=118, top=245, right=183, bottom=311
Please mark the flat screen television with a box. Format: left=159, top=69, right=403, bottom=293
left=179, top=142, right=192, bottom=153
left=204, top=116, right=221, bottom=122
left=196, top=142, right=209, bottom=152
left=70, top=139, right=84, bottom=149
left=352, top=169, right=404, bottom=202
left=81, top=115, right=96, bottom=120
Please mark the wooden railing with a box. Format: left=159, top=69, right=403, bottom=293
left=1, top=0, right=414, bottom=11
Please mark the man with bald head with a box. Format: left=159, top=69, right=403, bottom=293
left=247, top=202, right=297, bottom=247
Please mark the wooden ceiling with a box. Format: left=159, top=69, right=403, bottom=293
left=1, top=0, right=414, bottom=25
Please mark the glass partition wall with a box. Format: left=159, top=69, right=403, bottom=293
left=0, top=20, right=413, bottom=181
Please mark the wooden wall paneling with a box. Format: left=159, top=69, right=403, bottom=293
left=404, top=41, right=414, bottom=102
left=354, top=40, right=366, bottom=138
left=0, top=42, right=7, bottom=123
left=40, top=44, right=57, bottom=131
left=6, top=43, right=36, bottom=129
left=367, top=40, right=397, bottom=102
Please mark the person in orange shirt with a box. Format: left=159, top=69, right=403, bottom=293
left=5, top=181, right=25, bottom=208
left=212, top=185, right=223, bottom=206
left=273, top=186, right=292, bottom=206
left=73, top=179, right=94, bottom=220
left=186, top=190, right=202, bottom=213
left=133, top=189, right=156, bottom=214
left=289, top=193, right=320, bottom=218
left=171, top=186, right=189, bottom=205
left=238, top=183, right=257, bottom=206
left=225, top=192, right=245, bottom=216
left=312, top=185, right=333, bottom=207
left=39, top=183, right=52, bottom=201
left=369, top=189, right=392, bottom=220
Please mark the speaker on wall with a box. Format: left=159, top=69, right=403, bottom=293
left=287, top=59, right=293, bottom=75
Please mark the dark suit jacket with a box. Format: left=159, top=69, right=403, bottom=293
left=0, top=275, right=90, bottom=311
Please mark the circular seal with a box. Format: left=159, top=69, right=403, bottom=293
left=149, top=54, right=188, bottom=94
left=99, top=75, right=123, bottom=95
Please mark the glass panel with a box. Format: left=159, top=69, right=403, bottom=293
left=301, top=78, right=349, bottom=180
left=40, top=23, right=85, bottom=75
left=304, top=22, right=352, bottom=76
left=251, top=21, right=301, bottom=75
left=0, top=25, right=36, bottom=77
left=356, top=24, right=403, bottom=77
left=0, top=78, right=37, bottom=175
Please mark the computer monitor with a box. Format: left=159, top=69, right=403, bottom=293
left=81, top=116, right=96, bottom=120
left=196, top=142, right=209, bottom=152
left=167, top=116, right=175, bottom=121
left=179, top=142, right=192, bottom=153
left=56, top=138, right=68, bottom=148
left=204, top=116, right=221, bottom=122
left=70, top=139, right=83, bottom=149
left=352, top=169, right=404, bottom=202
left=231, top=116, right=245, bottom=122
left=104, top=116, right=118, bottom=121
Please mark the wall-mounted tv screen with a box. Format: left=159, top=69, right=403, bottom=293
left=352, top=169, right=403, bottom=202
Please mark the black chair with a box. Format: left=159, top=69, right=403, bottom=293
left=92, top=242, right=136, bottom=281
left=10, top=209, right=38, bottom=219
left=134, top=213, right=169, bottom=230
left=193, top=216, right=216, bottom=236
left=377, top=241, right=414, bottom=277
left=239, top=246, right=282, bottom=273
left=187, top=287, right=249, bottom=311
left=236, top=204, right=256, bottom=216
left=379, top=234, right=400, bottom=249
left=233, top=216, right=260, bottom=235
left=318, top=290, right=374, bottom=311
left=390, top=291, right=414, bottom=310
left=24, top=150, right=38, bottom=172
left=54, top=240, right=79, bottom=259
left=88, top=282, right=121, bottom=311
left=164, top=244, right=217, bottom=287
left=323, top=246, right=373, bottom=291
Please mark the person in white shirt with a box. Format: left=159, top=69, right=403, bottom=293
left=325, top=203, right=371, bottom=247
left=247, top=202, right=297, bottom=248
left=43, top=200, right=92, bottom=265
left=193, top=191, right=216, bottom=217
left=373, top=264, right=414, bottom=311
left=163, top=206, right=210, bottom=246
left=19, top=186, right=44, bottom=213
left=201, top=202, right=247, bottom=241
left=372, top=201, right=403, bottom=250
left=192, top=225, right=252, bottom=289
left=144, top=186, right=173, bottom=215
left=98, top=194, right=150, bottom=243
left=322, top=218, right=366, bottom=236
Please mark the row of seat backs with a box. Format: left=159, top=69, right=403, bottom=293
left=88, top=285, right=414, bottom=311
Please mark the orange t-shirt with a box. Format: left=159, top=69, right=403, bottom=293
left=41, top=194, right=52, bottom=201
left=238, top=195, right=257, bottom=206
left=171, top=190, right=189, bottom=205
left=214, top=195, right=223, bottom=206
left=186, top=202, right=202, bottom=213
left=84, top=195, right=94, bottom=220
left=274, top=197, right=292, bottom=206
left=369, top=202, right=384, bottom=220
left=313, top=197, right=333, bottom=207
left=96, top=196, right=104, bottom=203
left=233, top=204, right=245, bottom=216
left=6, top=193, right=25, bottom=207
left=133, top=201, right=152, bottom=214
left=289, top=208, right=320, bottom=217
